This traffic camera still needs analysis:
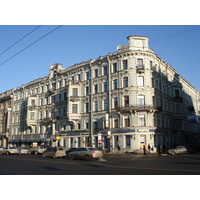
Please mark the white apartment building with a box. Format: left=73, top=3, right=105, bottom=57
left=2, top=35, right=200, bottom=151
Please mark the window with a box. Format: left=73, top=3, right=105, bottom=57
left=58, top=108, right=61, bottom=116
left=104, top=82, right=108, bottom=92
left=30, top=112, right=35, bottom=120
left=86, top=71, right=90, bottom=80
left=123, top=60, right=128, bottom=70
left=175, top=89, right=180, bottom=97
left=138, top=113, right=145, bottom=126
left=86, top=122, right=89, bottom=129
left=52, top=83, right=56, bottom=90
left=176, top=104, right=181, bottom=113
left=94, top=121, right=98, bottom=129
left=104, top=99, right=108, bottom=110
left=59, top=80, right=62, bottom=88
left=150, top=60, right=153, bottom=69
left=31, top=99, right=35, bottom=106
left=124, top=115, right=130, bottom=127
left=94, top=69, right=98, bottom=78
left=94, top=101, right=98, bottom=111
left=94, top=85, right=98, bottom=94
left=138, top=95, right=145, bottom=107
left=104, top=66, right=108, bottom=75
left=114, top=97, right=118, bottom=109
left=86, top=87, right=89, bottom=95
left=86, top=103, right=89, bottom=113
left=124, top=96, right=129, bottom=106
left=125, top=135, right=131, bottom=147
left=113, top=63, right=117, bottom=73
left=63, top=92, right=66, bottom=101
left=72, top=104, right=78, bottom=113
left=59, top=94, right=62, bottom=101
left=123, top=77, right=128, bottom=87
left=113, top=79, right=118, bottom=90
left=72, top=88, right=78, bottom=96
left=137, top=59, right=143, bottom=68
left=52, top=96, right=55, bottom=103
left=63, top=106, right=66, bottom=116
left=40, top=111, right=42, bottom=119
left=114, top=118, right=119, bottom=128
left=137, top=76, right=144, bottom=86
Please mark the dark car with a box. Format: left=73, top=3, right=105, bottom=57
left=65, top=148, right=77, bottom=155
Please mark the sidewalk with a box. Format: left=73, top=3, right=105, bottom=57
left=103, top=149, right=160, bottom=158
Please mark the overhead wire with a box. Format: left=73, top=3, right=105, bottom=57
left=150, top=25, right=200, bottom=43
left=0, top=25, right=62, bottom=66
left=0, top=25, right=42, bottom=56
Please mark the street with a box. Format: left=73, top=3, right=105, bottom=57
left=0, top=153, right=200, bottom=175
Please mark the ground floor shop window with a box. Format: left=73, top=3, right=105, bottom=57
left=114, top=136, right=119, bottom=148
left=103, top=136, right=109, bottom=148
left=125, top=135, right=131, bottom=147
left=78, top=137, right=81, bottom=147
left=70, top=138, right=73, bottom=147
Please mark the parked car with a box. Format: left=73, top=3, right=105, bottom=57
left=1, top=147, right=19, bottom=155
left=42, top=147, right=66, bottom=158
left=68, top=147, right=103, bottom=160
left=17, top=147, right=29, bottom=155
left=29, top=145, right=46, bottom=155
left=0, top=146, right=3, bottom=153
left=65, top=148, right=77, bottom=155
left=168, top=146, right=188, bottom=155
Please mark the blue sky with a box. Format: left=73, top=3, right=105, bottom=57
left=0, top=25, right=200, bottom=94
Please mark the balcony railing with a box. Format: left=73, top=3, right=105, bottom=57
left=27, top=105, right=37, bottom=110
left=116, top=105, right=162, bottom=112
left=136, top=65, right=145, bottom=73
left=173, top=97, right=183, bottom=103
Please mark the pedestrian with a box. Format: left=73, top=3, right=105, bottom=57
left=143, top=145, right=147, bottom=155
left=148, top=144, right=151, bottom=154
left=117, top=144, right=121, bottom=153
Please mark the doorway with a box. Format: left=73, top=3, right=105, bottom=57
left=140, top=135, right=146, bottom=149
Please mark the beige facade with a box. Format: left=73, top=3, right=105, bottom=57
left=1, top=35, right=200, bottom=151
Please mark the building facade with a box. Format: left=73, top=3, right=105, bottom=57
left=0, top=90, right=13, bottom=147
left=1, top=35, right=200, bottom=151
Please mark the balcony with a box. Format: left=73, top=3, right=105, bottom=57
left=67, top=96, right=81, bottom=102
left=27, top=105, right=37, bottom=110
left=117, top=105, right=162, bottom=112
left=136, top=65, right=145, bottom=73
left=48, top=89, right=55, bottom=95
left=173, top=97, right=183, bottom=103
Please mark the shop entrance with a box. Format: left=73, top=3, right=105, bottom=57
left=140, top=135, right=146, bottom=149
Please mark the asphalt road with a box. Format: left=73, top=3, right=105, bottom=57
left=0, top=153, right=200, bottom=175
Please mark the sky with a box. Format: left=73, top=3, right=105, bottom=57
left=0, top=25, right=200, bottom=94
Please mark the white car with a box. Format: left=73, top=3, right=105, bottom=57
left=17, top=147, right=29, bottom=155
left=1, top=147, right=19, bottom=155
left=68, top=147, right=103, bottom=160
left=0, top=146, right=3, bottom=152
left=168, top=146, right=188, bottom=155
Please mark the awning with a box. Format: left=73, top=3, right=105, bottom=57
left=31, top=139, right=39, bottom=142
